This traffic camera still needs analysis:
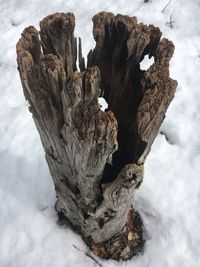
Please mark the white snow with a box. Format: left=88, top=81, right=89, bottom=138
left=99, top=97, right=108, bottom=111
left=140, top=55, right=154, bottom=71
left=0, top=0, right=200, bottom=266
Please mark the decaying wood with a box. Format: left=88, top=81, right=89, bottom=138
left=16, top=12, right=177, bottom=260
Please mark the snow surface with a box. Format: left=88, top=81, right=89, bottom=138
left=0, top=0, right=200, bottom=266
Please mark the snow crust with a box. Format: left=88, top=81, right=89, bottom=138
left=0, top=0, right=200, bottom=266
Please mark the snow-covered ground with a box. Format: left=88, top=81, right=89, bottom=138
left=0, top=0, right=200, bottom=266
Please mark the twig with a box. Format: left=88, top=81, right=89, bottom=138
left=73, top=245, right=103, bottom=267
left=162, top=0, right=172, bottom=13
left=165, top=14, right=175, bottom=28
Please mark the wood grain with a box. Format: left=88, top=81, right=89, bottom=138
left=17, top=12, right=177, bottom=258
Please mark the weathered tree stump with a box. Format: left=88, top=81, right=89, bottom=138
left=16, top=12, right=177, bottom=260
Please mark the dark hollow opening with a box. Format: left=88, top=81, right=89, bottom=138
left=87, top=22, right=149, bottom=184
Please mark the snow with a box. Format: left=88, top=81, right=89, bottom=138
left=140, top=55, right=154, bottom=71
left=0, top=0, right=200, bottom=266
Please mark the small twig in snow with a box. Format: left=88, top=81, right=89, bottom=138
left=162, top=0, right=172, bottom=13
left=73, top=245, right=103, bottom=267
left=165, top=14, right=175, bottom=28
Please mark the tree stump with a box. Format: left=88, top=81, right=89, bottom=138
left=16, top=12, right=177, bottom=260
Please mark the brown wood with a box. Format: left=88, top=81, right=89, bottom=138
left=16, top=12, right=177, bottom=260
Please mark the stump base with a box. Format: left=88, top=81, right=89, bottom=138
left=87, top=208, right=144, bottom=261
left=58, top=207, right=144, bottom=261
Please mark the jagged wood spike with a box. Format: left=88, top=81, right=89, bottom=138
left=16, top=12, right=177, bottom=261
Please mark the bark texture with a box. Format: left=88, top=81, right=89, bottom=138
left=16, top=12, right=177, bottom=260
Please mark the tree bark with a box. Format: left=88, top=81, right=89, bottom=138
left=16, top=12, right=177, bottom=260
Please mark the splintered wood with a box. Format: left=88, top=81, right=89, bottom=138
left=17, top=12, right=177, bottom=260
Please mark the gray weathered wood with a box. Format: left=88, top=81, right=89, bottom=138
left=16, top=12, right=177, bottom=259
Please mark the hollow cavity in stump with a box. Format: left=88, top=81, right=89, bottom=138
left=16, top=12, right=177, bottom=261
